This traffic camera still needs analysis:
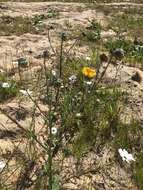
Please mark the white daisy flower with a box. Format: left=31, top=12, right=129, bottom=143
left=51, top=127, right=57, bottom=135
left=19, top=89, right=32, bottom=96
left=85, top=56, right=91, bottom=61
left=118, top=148, right=135, bottom=163
left=51, top=70, right=56, bottom=77
left=69, top=75, right=77, bottom=84
left=76, top=113, right=81, bottom=117
left=1, top=82, right=11, bottom=88
left=84, top=81, right=92, bottom=85
left=0, top=161, right=6, bottom=172
left=97, top=98, right=100, bottom=103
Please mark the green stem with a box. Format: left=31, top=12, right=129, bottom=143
left=59, top=38, right=64, bottom=78
left=18, top=64, right=22, bottom=85
left=48, top=106, right=53, bottom=190
left=42, top=52, right=53, bottom=190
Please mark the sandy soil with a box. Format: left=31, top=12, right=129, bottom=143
left=0, top=2, right=106, bottom=70
left=0, top=2, right=142, bottom=189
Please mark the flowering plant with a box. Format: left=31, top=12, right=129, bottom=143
left=82, top=67, right=96, bottom=78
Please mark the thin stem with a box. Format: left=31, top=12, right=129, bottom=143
left=48, top=110, right=53, bottom=190
left=48, top=29, right=56, bottom=55
left=18, top=64, right=22, bottom=85
left=0, top=107, right=47, bottom=151
left=0, top=107, right=26, bottom=133
left=59, top=38, right=64, bottom=78
left=65, top=38, right=79, bottom=56
left=43, top=53, right=53, bottom=190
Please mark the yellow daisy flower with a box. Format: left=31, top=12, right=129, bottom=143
left=82, top=67, right=96, bottom=78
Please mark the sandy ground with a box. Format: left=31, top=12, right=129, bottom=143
left=0, top=2, right=142, bottom=189
left=0, top=2, right=107, bottom=70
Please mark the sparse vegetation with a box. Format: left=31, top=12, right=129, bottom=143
left=0, top=1, right=142, bottom=190
left=134, top=153, right=143, bottom=190
left=0, top=74, right=18, bottom=102
left=81, top=19, right=101, bottom=42
left=105, top=39, right=143, bottom=66
left=0, top=15, right=44, bottom=35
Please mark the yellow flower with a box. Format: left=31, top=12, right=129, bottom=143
left=82, top=67, right=96, bottom=78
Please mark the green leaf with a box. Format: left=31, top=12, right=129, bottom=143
left=52, top=175, right=60, bottom=190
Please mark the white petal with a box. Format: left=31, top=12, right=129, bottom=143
left=118, top=148, right=124, bottom=156
left=69, top=75, right=77, bottom=83
left=2, top=82, right=11, bottom=88
left=126, top=153, right=135, bottom=161
left=20, top=89, right=32, bottom=96
left=118, top=148, right=135, bottom=163
left=0, top=161, right=6, bottom=171
left=52, top=70, right=56, bottom=76
left=51, top=127, right=57, bottom=135
left=84, top=81, right=92, bottom=85
left=76, top=113, right=81, bottom=117
left=85, top=57, right=91, bottom=61
left=69, top=75, right=76, bottom=80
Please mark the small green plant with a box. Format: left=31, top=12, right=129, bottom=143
left=81, top=19, right=101, bottom=42
left=105, top=39, right=143, bottom=66
left=105, top=39, right=133, bottom=53
left=32, top=14, right=46, bottom=25
left=0, top=15, right=43, bottom=35
left=47, top=9, right=59, bottom=18
left=60, top=54, right=122, bottom=158
left=114, top=121, right=142, bottom=150
left=32, top=10, right=59, bottom=26
left=0, top=82, right=18, bottom=102
left=0, top=74, right=18, bottom=102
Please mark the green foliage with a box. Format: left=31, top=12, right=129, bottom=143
left=72, top=125, right=97, bottom=158
left=0, top=15, right=43, bottom=35
left=0, top=74, right=18, bottom=102
left=32, top=14, right=46, bottom=25
left=114, top=121, right=142, bottom=150
left=47, top=9, right=59, bottom=18
left=52, top=175, right=60, bottom=190
left=32, top=10, right=59, bottom=26
left=105, top=39, right=133, bottom=53
left=81, top=19, right=101, bottom=42
left=48, top=50, right=122, bottom=159
left=134, top=153, right=143, bottom=190
left=60, top=82, right=122, bottom=157
left=111, top=13, right=143, bottom=39
left=105, top=39, right=143, bottom=65
left=72, top=87, right=121, bottom=157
